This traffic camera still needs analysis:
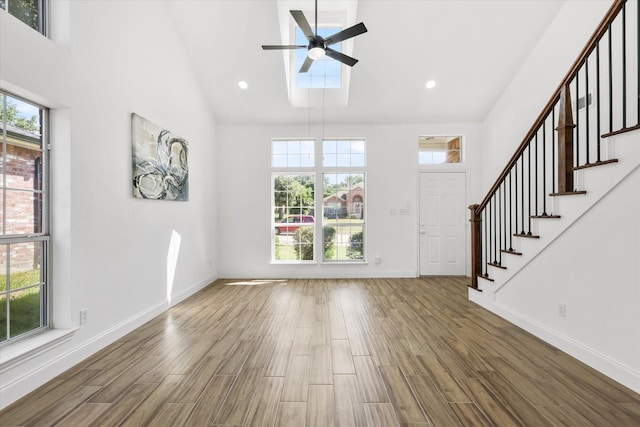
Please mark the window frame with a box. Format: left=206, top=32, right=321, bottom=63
left=321, top=138, right=366, bottom=264
left=418, top=135, right=464, bottom=166
left=271, top=171, right=316, bottom=264
left=270, top=137, right=366, bottom=264
left=1, top=0, right=48, bottom=35
left=321, top=171, right=366, bottom=263
left=0, top=90, right=51, bottom=346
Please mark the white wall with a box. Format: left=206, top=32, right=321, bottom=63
left=481, top=0, right=612, bottom=194
left=477, top=0, right=640, bottom=393
left=496, top=161, right=640, bottom=391
left=0, top=1, right=217, bottom=408
left=215, top=122, right=483, bottom=278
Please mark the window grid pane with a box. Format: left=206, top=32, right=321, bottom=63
left=3, top=0, right=45, bottom=33
left=272, top=138, right=366, bottom=263
left=272, top=139, right=315, bottom=168
left=273, top=173, right=315, bottom=262
left=322, top=172, right=365, bottom=262
left=0, top=241, right=46, bottom=342
left=418, top=136, right=462, bottom=165
left=0, top=91, right=49, bottom=345
left=323, top=139, right=366, bottom=167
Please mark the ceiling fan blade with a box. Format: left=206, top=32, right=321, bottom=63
left=324, top=22, right=368, bottom=46
left=262, top=45, right=306, bottom=50
left=325, top=48, right=358, bottom=67
left=290, top=10, right=315, bottom=41
left=299, top=56, right=314, bottom=73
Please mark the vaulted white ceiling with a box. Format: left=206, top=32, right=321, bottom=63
left=165, top=0, right=565, bottom=125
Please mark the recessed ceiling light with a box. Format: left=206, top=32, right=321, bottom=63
left=426, top=80, right=437, bottom=89
left=238, top=81, right=248, bottom=89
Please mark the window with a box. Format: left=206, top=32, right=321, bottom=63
left=273, top=174, right=315, bottom=262
left=322, top=138, right=365, bottom=262
left=0, top=91, right=49, bottom=344
left=323, top=139, right=365, bottom=167
left=418, top=136, right=462, bottom=164
left=1, top=0, right=46, bottom=34
left=271, top=138, right=365, bottom=263
left=323, top=172, right=365, bottom=261
left=295, top=27, right=342, bottom=89
left=272, top=139, right=315, bottom=168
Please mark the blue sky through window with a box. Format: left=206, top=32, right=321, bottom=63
left=295, top=27, right=342, bottom=89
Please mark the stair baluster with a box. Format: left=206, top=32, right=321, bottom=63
left=469, top=0, right=636, bottom=290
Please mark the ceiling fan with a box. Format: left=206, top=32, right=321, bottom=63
left=261, top=0, right=368, bottom=73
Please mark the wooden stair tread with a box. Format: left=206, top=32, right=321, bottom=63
left=513, top=233, right=540, bottom=239
left=574, top=159, right=619, bottom=170
left=549, top=191, right=587, bottom=196
left=601, top=124, right=640, bottom=138
left=488, top=262, right=507, bottom=270
left=477, top=274, right=494, bottom=282
left=501, top=249, right=523, bottom=256
left=531, top=214, right=561, bottom=219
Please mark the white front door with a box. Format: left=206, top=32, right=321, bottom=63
left=419, top=172, right=466, bottom=275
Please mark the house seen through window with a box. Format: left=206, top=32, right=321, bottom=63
left=272, top=138, right=365, bottom=263
left=0, top=91, right=49, bottom=344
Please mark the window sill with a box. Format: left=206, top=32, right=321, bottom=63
left=321, top=261, right=368, bottom=265
left=270, top=261, right=317, bottom=265
left=0, top=328, right=78, bottom=373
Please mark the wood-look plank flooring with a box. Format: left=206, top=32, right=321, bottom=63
left=2, top=277, right=640, bottom=426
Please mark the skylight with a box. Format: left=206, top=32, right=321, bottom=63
left=295, top=27, right=342, bottom=89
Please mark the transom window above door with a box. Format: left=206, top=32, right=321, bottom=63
left=419, top=136, right=462, bottom=164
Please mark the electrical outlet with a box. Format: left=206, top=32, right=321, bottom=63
left=558, top=303, right=566, bottom=318
left=374, top=257, right=382, bottom=264
left=80, top=309, right=88, bottom=325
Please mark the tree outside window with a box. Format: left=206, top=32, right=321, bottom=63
left=2, top=0, right=44, bottom=33
left=0, top=91, right=48, bottom=343
left=273, top=174, right=315, bottom=262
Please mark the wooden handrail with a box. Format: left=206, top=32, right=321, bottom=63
left=476, top=0, right=626, bottom=213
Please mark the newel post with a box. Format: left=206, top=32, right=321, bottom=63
left=556, top=84, right=576, bottom=193
left=469, top=204, right=482, bottom=290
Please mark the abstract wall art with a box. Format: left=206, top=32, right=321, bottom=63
left=131, top=113, right=189, bottom=201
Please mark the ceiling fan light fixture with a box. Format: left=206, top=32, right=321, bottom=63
left=308, top=46, right=325, bottom=60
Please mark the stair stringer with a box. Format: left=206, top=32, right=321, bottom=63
left=469, top=130, right=640, bottom=393
left=472, top=130, right=640, bottom=294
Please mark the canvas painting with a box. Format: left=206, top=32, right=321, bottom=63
left=131, top=113, right=189, bottom=201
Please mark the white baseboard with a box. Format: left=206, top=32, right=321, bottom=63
left=217, top=271, right=418, bottom=279
left=469, top=290, right=640, bottom=394
left=0, top=275, right=216, bottom=410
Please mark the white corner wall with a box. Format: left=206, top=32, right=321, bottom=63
left=478, top=0, right=640, bottom=393
left=215, top=122, right=483, bottom=279
left=0, top=1, right=217, bottom=408
left=481, top=0, right=612, bottom=193
left=494, top=160, right=640, bottom=392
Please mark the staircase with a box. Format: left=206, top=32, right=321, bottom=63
left=469, top=0, right=639, bottom=290
left=467, top=0, right=640, bottom=392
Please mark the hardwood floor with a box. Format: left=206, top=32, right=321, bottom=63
left=2, top=277, right=640, bottom=426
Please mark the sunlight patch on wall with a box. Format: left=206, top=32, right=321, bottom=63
left=166, top=230, right=182, bottom=303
